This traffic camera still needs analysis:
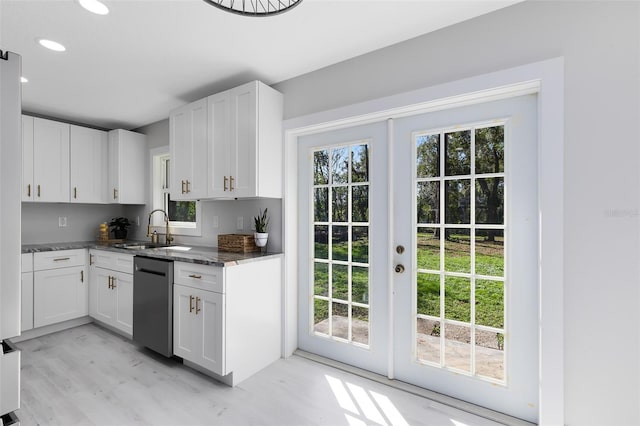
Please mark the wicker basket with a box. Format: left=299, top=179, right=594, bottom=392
left=218, top=234, right=260, bottom=253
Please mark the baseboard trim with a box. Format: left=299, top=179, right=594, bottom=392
left=294, top=350, right=534, bottom=426
left=11, top=317, right=93, bottom=343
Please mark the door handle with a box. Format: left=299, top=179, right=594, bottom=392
left=80, top=270, right=84, bottom=283
left=73, top=187, right=77, bottom=199
left=395, top=264, right=405, bottom=273
left=108, top=276, right=112, bottom=289
left=229, top=176, right=234, bottom=191
left=189, top=295, right=194, bottom=313
left=195, top=297, right=201, bottom=314
left=111, top=276, right=117, bottom=288
left=223, top=176, right=228, bottom=191
left=186, top=180, right=191, bottom=193
left=27, top=184, right=31, bottom=197
left=53, top=257, right=70, bottom=262
left=181, top=180, right=186, bottom=194
left=113, top=188, right=118, bottom=200
left=37, top=184, right=41, bottom=197
left=188, top=274, right=202, bottom=279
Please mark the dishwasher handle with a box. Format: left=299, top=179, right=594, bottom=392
left=135, top=266, right=167, bottom=277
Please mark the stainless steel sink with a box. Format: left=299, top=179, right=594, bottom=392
left=112, top=243, right=169, bottom=250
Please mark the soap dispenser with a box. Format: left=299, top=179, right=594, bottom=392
left=151, top=230, right=159, bottom=244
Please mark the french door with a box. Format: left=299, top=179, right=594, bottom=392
left=298, top=122, right=390, bottom=375
left=298, top=95, right=539, bottom=422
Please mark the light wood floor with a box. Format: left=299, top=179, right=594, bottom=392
left=14, top=324, right=502, bottom=426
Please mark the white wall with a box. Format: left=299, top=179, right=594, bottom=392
left=274, top=1, right=640, bottom=425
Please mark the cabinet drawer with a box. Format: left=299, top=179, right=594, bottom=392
left=22, top=252, right=33, bottom=272
left=34, top=249, right=86, bottom=271
left=0, top=341, right=20, bottom=415
left=174, top=262, right=224, bottom=294
left=90, top=249, right=134, bottom=274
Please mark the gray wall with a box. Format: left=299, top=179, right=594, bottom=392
left=274, top=1, right=640, bottom=425
left=22, top=203, right=133, bottom=244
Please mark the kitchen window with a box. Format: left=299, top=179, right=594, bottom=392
left=151, top=148, right=201, bottom=236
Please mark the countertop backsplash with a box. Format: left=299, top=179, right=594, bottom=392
left=127, top=198, right=283, bottom=253
left=22, top=203, right=132, bottom=245
left=22, top=197, right=282, bottom=252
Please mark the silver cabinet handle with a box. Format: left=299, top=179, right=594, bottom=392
left=188, top=274, right=202, bottom=279
left=53, top=257, right=70, bottom=262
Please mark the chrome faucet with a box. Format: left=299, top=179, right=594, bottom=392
left=147, top=209, right=174, bottom=245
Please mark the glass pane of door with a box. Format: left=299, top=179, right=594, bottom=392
left=414, top=124, right=506, bottom=382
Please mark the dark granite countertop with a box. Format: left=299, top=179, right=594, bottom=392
left=22, top=241, right=282, bottom=267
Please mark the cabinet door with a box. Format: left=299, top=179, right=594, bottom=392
left=207, top=91, right=231, bottom=197
left=70, top=125, right=108, bottom=203
left=228, top=82, right=257, bottom=198
left=22, top=115, right=34, bottom=202
left=34, top=265, right=87, bottom=328
left=170, top=98, right=208, bottom=200
left=108, top=129, right=147, bottom=204
left=33, top=117, right=70, bottom=202
left=197, top=288, right=225, bottom=376
left=173, top=284, right=199, bottom=360
left=90, top=266, right=114, bottom=323
left=21, top=272, right=34, bottom=332
left=113, top=271, right=133, bottom=335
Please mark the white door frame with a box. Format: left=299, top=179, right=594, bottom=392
left=282, top=57, right=564, bottom=425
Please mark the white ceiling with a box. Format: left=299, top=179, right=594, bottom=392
left=0, top=0, right=522, bottom=130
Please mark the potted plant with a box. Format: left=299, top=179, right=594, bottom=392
left=109, top=217, right=131, bottom=240
left=253, top=208, right=270, bottom=248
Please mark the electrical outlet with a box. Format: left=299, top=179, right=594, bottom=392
left=236, top=216, right=243, bottom=230
left=212, top=216, right=219, bottom=228
left=58, top=216, right=67, bottom=227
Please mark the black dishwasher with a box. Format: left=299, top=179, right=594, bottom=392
left=133, top=256, right=174, bottom=357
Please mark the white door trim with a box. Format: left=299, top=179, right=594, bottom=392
left=282, top=57, right=564, bottom=425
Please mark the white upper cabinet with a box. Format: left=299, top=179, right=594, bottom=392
left=24, top=117, right=70, bottom=202
left=169, top=98, right=208, bottom=200
left=70, top=125, right=108, bottom=203
left=169, top=80, right=283, bottom=200
left=108, top=129, right=147, bottom=204
left=208, top=81, right=283, bottom=199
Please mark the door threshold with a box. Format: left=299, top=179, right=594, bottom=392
left=294, top=350, right=535, bottom=426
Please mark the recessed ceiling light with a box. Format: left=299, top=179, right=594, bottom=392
left=78, top=0, right=109, bottom=15
left=20, top=77, right=28, bottom=83
left=38, top=39, right=66, bottom=52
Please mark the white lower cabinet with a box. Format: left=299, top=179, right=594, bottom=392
left=88, top=249, right=134, bottom=336
left=33, top=249, right=88, bottom=328
left=174, top=284, right=225, bottom=375
left=172, top=257, right=281, bottom=386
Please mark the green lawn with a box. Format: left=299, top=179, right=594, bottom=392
left=313, top=232, right=504, bottom=329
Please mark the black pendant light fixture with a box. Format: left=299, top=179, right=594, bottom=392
left=201, top=0, right=302, bottom=17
